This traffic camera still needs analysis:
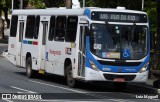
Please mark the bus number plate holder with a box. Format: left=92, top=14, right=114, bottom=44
left=114, top=78, right=125, bottom=82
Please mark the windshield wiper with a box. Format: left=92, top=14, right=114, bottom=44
left=129, top=23, right=136, bottom=42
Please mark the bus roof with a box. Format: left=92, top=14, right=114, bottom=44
left=12, top=7, right=147, bottom=16
left=12, top=9, right=85, bottom=16
left=84, top=7, right=147, bottom=15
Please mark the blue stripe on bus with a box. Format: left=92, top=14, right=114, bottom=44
left=23, top=40, right=28, bottom=44
left=84, top=9, right=91, bottom=19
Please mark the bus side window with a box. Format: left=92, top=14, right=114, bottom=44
left=34, top=15, right=40, bottom=39
left=65, top=16, right=78, bottom=42
left=25, top=15, right=35, bottom=39
left=54, top=16, right=66, bottom=41
left=10, top=15, right=18, bottom=37
left=48, top=16, right=55, bottom=41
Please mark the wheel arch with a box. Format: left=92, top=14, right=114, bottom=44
left=26, top=52, right=31, bottom=66
left=64, top=58, right=72, bottom=77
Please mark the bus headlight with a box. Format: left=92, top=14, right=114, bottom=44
left=139, top=63, right=149, bottom=73
left=89, top=59, right=99, bottom=71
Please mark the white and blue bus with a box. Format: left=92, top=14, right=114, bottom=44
left=7, top=7, right=150, bottom=90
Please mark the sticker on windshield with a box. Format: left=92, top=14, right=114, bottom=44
left=94, top=44, right=102, bottom=50
left=102, top=52, right=120, bottom=59
left=122, top=49, right=130, bottom=58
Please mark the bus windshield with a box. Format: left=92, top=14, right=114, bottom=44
left=90, top=23, right=148, bottom=60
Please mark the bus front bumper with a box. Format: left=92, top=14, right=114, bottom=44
left=85, top=67, right=148, bottom=83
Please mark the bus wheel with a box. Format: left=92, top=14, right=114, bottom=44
left=26, top=57, right=34, bottom=78
left=113, top=82, right=127, bottom=91
left=67, top=64, right=76, bottom=88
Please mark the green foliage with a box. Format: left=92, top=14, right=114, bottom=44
left=144, top=0, right=157, bottom=33
left=29, top=0, right=45, bottom=9
left=79, top=0, right=95, bottom=7
left=0, top=0, right=11, bottom=8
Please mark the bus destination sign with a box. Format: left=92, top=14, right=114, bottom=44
left=91, top=12, right=147, bottom=23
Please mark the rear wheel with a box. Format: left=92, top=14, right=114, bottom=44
left=114, top=82, right=128, bottom=91
left=66, top=64, right=76, bottom=88
left=26, top=57, right=34, bottom=78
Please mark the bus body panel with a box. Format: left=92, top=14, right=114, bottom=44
left=8, top=37, right=16, bottom=65
left=22, top=39, right=39, bottom=70
left=37, top=16, right=50, bottom=71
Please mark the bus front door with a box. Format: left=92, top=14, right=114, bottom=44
left=78, top=25, right=87, bottom=77
left=16, top=21, right=24, bottom=67
left=40, top=21, right=48, bottom=71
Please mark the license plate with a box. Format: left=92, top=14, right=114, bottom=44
left=114, top=78, right=125, bottom=82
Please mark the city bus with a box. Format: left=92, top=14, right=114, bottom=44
left=7, top=7, right=150, bottom=90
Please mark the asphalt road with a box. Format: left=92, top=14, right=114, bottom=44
left=0, top=45, right=160, bottom=102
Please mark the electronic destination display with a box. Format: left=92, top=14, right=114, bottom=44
left=91, top=12, right=147, bottom=23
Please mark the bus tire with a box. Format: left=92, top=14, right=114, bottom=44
left=26, top=57, right=34, bottom=78
left=114, top=82, right=127, bottom=91
left=66, top=64, right=76, bottom=88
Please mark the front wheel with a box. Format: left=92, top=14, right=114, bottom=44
left=26, top=57, right=35, bottom=78
left=66, top=64, right=76, bottom=88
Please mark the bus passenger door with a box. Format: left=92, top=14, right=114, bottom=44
left=78, top=25, right=87, bottom=77
left=16, top=21, right=24, bottom=66
left=40, top=21, right=48, bottom=70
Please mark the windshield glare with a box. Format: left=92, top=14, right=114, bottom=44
left=90, top=23, right=148, bottom=60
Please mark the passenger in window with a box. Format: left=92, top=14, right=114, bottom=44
left=55, top=22, right=65, bottom=41
left=59, top=31, right=64, bottom=41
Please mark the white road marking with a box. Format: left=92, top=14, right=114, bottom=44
left=10, top=86, right=37, bottom=93
left=3, top=99, right=14, bottom=102
left=28, top=80, right=87, bottom=93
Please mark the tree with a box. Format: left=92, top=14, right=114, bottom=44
left=28, top=0, right=45, bottom=9
left=44, top=0, right=64, bottom=7
left=2, top=0, right=11, bottom=28
left=145, top=1, right=156, bottom=33
left=157, top=0, right=160, bottom=53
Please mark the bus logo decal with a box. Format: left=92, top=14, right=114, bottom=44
left=49, top=49, right=61, bottom=56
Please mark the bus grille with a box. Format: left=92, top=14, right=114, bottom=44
left=98, top=60, right=141, bottom=66
left=103, top=74, right=136, bottom=81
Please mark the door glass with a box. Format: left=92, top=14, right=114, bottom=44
left=78, top=26, right=86, bottom=77
left=19, top=22, right=24, bottom=42
left=42, top=22, right=48, bottom=45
